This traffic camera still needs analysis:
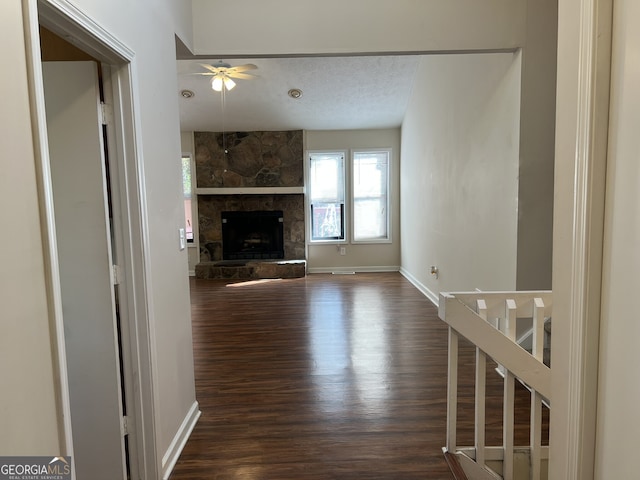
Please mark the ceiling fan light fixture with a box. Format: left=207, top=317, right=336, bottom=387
left=211, top=76, right=223, bottom=92
left=223, top=77, right=236, bottom=91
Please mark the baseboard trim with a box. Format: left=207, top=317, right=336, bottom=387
left=399, top=268, right=439, bottom=306
left=307, top=265, right=400, bottom=274
left=161, top=400, right=201, bottom=480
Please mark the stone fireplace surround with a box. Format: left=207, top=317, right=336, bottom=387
left=194, top=130, right=306, bottom=279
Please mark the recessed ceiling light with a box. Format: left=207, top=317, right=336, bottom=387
left=288, top=88, right=303, bottom=99
left=180, top=89, right=195, bottom=98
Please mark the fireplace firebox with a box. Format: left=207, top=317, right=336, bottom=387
left=221, top=210, right=285, bottom=260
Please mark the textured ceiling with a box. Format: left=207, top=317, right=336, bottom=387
left=177, top=56, right=420, bottom=132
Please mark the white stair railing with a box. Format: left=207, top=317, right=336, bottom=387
left=439, top=291, right=552, bottom=480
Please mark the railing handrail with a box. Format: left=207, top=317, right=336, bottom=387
left=438, top=292, right=552, bottom=398
left=442, top=290, right=552, bottom=321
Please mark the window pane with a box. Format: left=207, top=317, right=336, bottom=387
left=181, top=157, right=192, bottom=199
left=309, top=152, right=345, bottom=241
left=353, top=151, right=389, bottom=241
left=310, top=154, right=344, bottom=203
left=311, top=203, right=344, bottom=240
left=354, top=198, right=387, bottom=239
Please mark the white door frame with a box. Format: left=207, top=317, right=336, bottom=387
left=22, top=0, right=158, bottom=478
left=551, top=0, right=612, bottom=479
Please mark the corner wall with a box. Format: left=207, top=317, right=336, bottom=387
left=400, top=53, right=521, bottom=302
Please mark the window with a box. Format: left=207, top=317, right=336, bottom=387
left=181, top=155, right=194, bottom=242
left=309, top=152, right=346, bottom=241
left=308, top=148, right=391, bottom=244
left=352, top=150, right=390, bottom=242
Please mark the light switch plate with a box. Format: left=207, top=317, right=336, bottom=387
left=179, top=228, right=186, bottom=250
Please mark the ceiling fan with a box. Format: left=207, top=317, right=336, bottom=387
left=194, top=61, right=258, bottom=91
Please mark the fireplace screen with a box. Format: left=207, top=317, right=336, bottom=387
left=221, top=210, right=285, bottom=260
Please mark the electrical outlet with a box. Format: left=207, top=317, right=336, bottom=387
left=340, top=247, right=346, bottom=256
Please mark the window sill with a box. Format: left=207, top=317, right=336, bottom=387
left=351, top=239, right=392, bottom=245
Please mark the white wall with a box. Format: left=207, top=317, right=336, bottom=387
left=515, top=0, right=557, bottom=290
left=305, top=129, right=401, bottom=272
left=0, top=0, right=62, bottom=455
left=595, top=0, right=640, bottom=476
left=2, top=0, right=197, bottom=472
left=400, top=53, right=521, bottom=302
left=192, top=0, right=526, bottom=55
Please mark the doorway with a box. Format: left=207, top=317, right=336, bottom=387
left=43, top=57, right=131, bottom=480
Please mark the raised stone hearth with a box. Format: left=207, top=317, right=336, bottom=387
left=195, top=259, right=306, bottom=280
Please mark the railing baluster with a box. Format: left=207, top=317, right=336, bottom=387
left=531, top=392, right=543, bottom=480
left=503, top=299, right=516, bottom=480
left=446, top=326, right=459, bottom=454
left=530, top=298, right=545, bottom=480
left=475, top=300, right=487, bottom=467
left=532, top=297, right=545, bottom=362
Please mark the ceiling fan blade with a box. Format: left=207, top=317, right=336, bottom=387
left=227, top=72, right=257, bottom=80
left=190, top=72, right=216, bottom=76
left=228, top=64, right=257, bottom=73
left=199, top=63, right=223, bottom=74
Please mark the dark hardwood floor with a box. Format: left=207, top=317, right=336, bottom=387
left=170, top=272, right=546, bottom=479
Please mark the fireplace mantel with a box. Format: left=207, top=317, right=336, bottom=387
left=196, top=186, right=304, bottom=195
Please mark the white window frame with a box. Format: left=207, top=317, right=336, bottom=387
left=350, top=148, right=392, bottom=244
left=181, top=153, right=198, bottom=245
left=306, top=148, right=393, bottom=246
left=306, top=150, right=348, bottom=244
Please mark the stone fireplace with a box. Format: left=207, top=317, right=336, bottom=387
left=194, top=130, right=306, bottom=279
